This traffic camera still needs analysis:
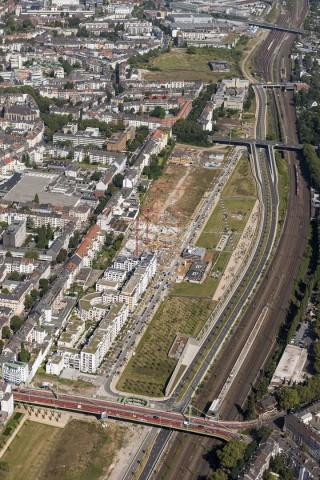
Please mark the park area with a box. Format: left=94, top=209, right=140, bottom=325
left=143, top=47, right=241, bottom=82
left=1, top=419, right=128, bottom=480
left=197, top=154, right=257, bottom=253
left=117, top=297, right=214, bottom=397
left=170, top=154, right=257, bottom=299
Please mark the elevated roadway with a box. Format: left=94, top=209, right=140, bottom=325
left=211, top=135, right=303, bottom=151
left=13, top=388, right=254, bottom=441
left=248, top=20, right=305, bottom=35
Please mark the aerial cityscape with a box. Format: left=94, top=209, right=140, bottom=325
left=0, top=0, right=320, bottom=478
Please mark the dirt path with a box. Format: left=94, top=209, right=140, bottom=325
left=161, top=166, right=190, bottom=213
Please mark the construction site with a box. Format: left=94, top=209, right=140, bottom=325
left=121, top=144, right=230, bottom=258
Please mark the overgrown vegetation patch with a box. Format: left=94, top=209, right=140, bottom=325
left=117, top=297, right=214, bottom=396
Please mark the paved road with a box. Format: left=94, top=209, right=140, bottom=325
left=13, top=388, right=255, bottom=440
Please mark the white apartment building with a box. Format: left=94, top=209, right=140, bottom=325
left=103, top=267, right=127, bottom=283
left=10, top=53, right=22, bottom=69
left=113, top=255, right=139, bottom=272
left=105, top=3, right=133, bottom=17
left=0, top=381, right=14, bottom=416
left=80, top=302, right=128, bottom=373
left=46, top=354, right=64, bottom=375
left=57, top=319, right=85, bottom=349
left=3, top=361, right=29, bottom=385
left=96, top=278, right=120, bottom=293
left=212, top=78, right=249, bottom=111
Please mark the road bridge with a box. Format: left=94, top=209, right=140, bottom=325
left=210, top=136, right=303, bottom=152
left=248, top=20, right=305, bottom=35
left=13, top=388, right=253, bottom=442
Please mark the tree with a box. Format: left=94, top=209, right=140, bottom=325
left=22, top=153, right=31, bottom=167
left=39, top=278, right=49, bottom=293
left=2, top=326, right=11, bottom=339
left=91, top=171, right=103, bottom=181
left=64, top=81, right=74, bottom=90
left=68, top=230, right=80, bottom=249
left=150, top=106, right=166, bottom=119
left=24, top=250, right=39, bottom=260
left=10, top=315, right=24, bottom=334
left=1, top=288, right=9, bottom=294
left=187, top=46, right=197, bottom=54
left=5, top=251, right=12, bottom=258
left=217, top=440, right=246, bottom=470
left=36, top=225, right=47, bottom=249
left=0, top=461, right=9, bottom=474
left=56, top=249, right=67, bottom=263
left=276, top=388, right=300, bottom=411
left=46, top=223, right=53, bottom=242
left=30, top=289, right=39, bottom=303
left=8, top=271, right=21, bottom=281
left=105, top=233, right=113, bottom=247
left=18, top=343, right=30, bottom=363
left=112, top=173, right=124, bottom=189
left=209, top=470, right=228, bottom=480
left=34, top=193, right=40, bottom=204
left=24, top=294, right=35, bottom=309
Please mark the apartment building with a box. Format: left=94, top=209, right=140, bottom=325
left=103, top=267, right=127, bottom=283
left=79, top=293, right=110, bottom=321
left=212, top=78, right=249, bottom=111
left=80, top=302, right=128, bottom=373
left=57, top=318, right=85, bottom=349
left=3, top=220, right=27, bottom=248
left=3, top=361, right=29, bottom=385
left=113, top=255, right=140, bottom=272
left=284, top=405, right=320, bottom=462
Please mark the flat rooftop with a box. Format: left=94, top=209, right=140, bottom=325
left=270, top=345, right=308, bottom=388
left=4, top=172, right=80, bottom=207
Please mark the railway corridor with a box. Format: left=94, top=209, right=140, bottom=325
left=150, top=1, right=310, bottom=478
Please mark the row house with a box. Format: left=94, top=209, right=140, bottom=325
left=74, top=224, right=105, bottom=267
left=0, top=281, right=33, bottom=315
left=0, top=157, right=26, bottom=176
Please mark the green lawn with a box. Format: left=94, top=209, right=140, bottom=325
left=2, top=419, right=128, bottom=480
left=144, top=47, right=241, bottom=82
left=196, top=198, right=255, bottom=250
left=223, top=155, right=257, bottom=198
left=197, top=154, right=256, bottom=251
left=171, top=276, right=218, bottom=298
left=2, top=421, right=61, bottom=480
left=117, top=297, right=214, bottom=397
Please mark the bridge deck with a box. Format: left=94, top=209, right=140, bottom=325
left=13, top=389, right=254, bottom=441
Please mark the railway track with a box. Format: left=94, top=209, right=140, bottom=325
left=146, top=2, right=310, bottom=478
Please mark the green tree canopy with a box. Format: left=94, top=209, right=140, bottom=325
left=150, top=106, right=166, bottom=119
left=56, top=249, right=67, bottom=263
left=112, top=173, right=124, bottom=189
left=8, top=271, right=21, bottom=281
left=2, top=326, right=11, bottom=339
left=18, top=342, right=31, bottom=363
left=217, top=440, right=246, bottom=470
left=276, top=388, right=300, bottom=410
left=10, top=315, right=24, bottom=334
